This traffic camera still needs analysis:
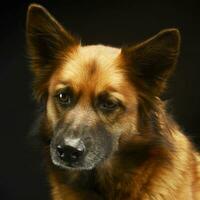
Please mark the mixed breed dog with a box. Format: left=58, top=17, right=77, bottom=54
left=26, top=4, right=200, bottom=200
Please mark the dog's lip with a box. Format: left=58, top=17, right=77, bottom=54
left=51, top=155, right=94, bottom=171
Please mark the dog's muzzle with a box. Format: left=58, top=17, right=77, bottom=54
left=50, top=123, right=114, bottom=170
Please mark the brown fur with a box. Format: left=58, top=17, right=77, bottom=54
left=27, top=4, right=200, bottom=200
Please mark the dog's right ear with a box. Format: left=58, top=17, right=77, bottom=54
left=26, top=4, right=79, bottom=100
left=121, top=29, right=180, bottom=96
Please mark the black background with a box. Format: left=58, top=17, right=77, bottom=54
left=0, top=1, right=199, bottom=200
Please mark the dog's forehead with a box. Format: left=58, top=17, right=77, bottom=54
left=50, top=45, right=127, bottom=93
left=78, top=45, right=121, bottom=61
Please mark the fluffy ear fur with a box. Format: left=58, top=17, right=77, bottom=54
left=121, top=29, right=181, bottom=96
left=26, top=4, right=79, bottom=100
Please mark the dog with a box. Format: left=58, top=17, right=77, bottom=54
left=26, top=4, right=200, bottom=200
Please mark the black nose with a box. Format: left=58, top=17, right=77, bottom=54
left=56, top=141, right=85, bottom=166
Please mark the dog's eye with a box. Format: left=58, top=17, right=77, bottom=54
left=99, top=99, right=119, bottom=111
left=55, top=90, right=73, bottom=106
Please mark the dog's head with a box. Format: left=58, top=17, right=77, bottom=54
left=26, top=4, right=180, bottom=170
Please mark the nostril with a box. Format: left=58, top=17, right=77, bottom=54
left=70, top=147, right=84, bottom=160
left=64, top=145, right=85, bottom=161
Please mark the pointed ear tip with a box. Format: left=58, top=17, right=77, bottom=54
left=159, top=28, right=181, bottom=40
left=157, top=28, right=181, bottom=49
left=26, top=4, right=52, bottom=31
left=27, top=3, right=48, bottom=17
left=28, top=3, right=46, bottom=11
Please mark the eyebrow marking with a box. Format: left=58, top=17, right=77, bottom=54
left=97, top=89, right=126, bottom=103
left=57, top=80, right=72, bottom=86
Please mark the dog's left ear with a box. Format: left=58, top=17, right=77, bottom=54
left=121, top=29, right=180, bottom=95
left=26, top=4, right=79, bottom=100
left=26, top=4, right=79, bottom=74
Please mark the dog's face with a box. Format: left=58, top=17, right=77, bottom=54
left=27, top=4, right=180, bottom=170
left=47, top=45, right=139, bottom=170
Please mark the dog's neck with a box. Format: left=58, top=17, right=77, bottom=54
left=48, top=159, right=168, bottom=200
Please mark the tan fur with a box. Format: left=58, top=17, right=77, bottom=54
left=46, top=44, right=200, bottom=200
left=26, top=4, right=200, bottom=200
left=47, top=45, right=138, bottom=130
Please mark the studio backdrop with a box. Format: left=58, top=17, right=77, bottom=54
left=0, top=1, right=199, bottom=200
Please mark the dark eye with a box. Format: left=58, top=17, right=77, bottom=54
left=55, top=90, right=72, bottom=106
left=99, top=99, right=119, bottom=111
